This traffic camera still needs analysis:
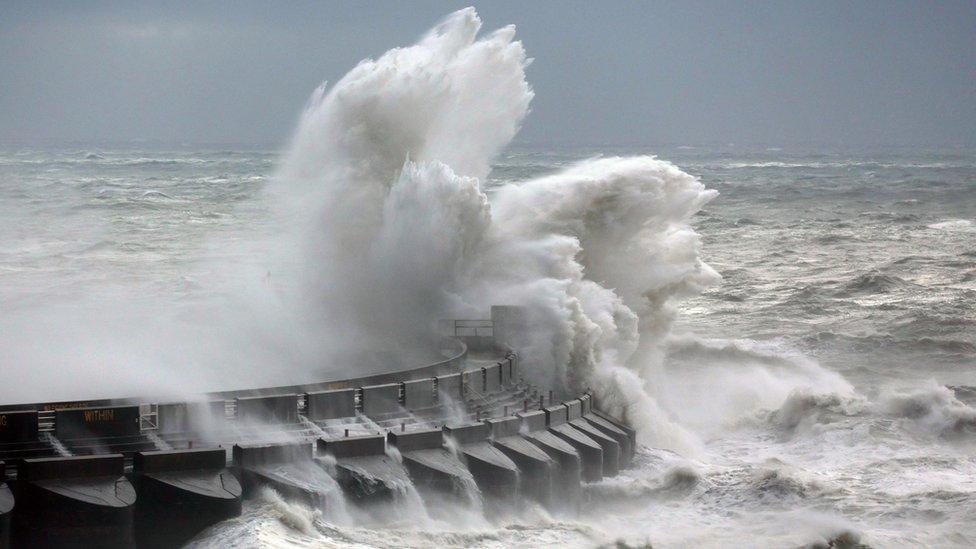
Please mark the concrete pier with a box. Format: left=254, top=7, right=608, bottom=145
left=591, top=408, right=638, bottom=463
left=13, top=454, right=136, bottom=548
left=443, top=422, right=518, bottom=502
left=486, top=417, right=555, bottom=505
left=318, top=435, right=411, bottom=504
left=132, top=448, right=242, bottom=548
left=517, top=410, right=582, bottom=506
left=387, top=429, right=474, bottom=499
left=583, top=413, right=633, bottom=467
left=0, top=311, right=641, bottom=539
left=545, top=405, right=604, bottom=482
left=233, top=442, right=339, bottom=508
left=566, top=400, right=621, bottom=476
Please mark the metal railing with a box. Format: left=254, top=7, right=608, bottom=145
left=139, top=403, right=158, bottom=430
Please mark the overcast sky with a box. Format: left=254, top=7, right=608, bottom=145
left=1, top=1, right=974, bottom=148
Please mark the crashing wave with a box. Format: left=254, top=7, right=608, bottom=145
left=750, top=464, right=819, bottom=500
left=877, top=382, right=976, bottom=436
left=768, top=389, right=865, bottom=433
left=272, top=8, right=716, bottom=453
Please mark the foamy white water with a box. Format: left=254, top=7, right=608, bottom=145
left=1, top=8, right=975, bottom=548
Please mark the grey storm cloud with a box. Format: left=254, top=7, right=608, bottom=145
left=1, top=0, right=974, bottom=147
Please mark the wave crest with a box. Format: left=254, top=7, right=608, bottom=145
left=768, top=389, right=865, bottom=433
left=878, top=383, right=976, bottom=436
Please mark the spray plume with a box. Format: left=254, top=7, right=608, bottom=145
left=271, top=8, right=717, bottom=452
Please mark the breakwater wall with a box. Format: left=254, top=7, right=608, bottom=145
left=0, top=307, right=636, bottom=547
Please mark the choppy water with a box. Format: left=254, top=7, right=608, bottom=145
left=2, top=7, right=975, bottom=548
left=2, top=145, right=973, bottom=547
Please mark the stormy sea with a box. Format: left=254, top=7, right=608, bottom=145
left=1, top=8, right=974, bottom=549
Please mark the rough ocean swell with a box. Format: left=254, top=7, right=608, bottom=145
left=0, top=8, right=974, bottom=549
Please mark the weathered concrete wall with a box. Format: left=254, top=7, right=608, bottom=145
left=584, top=414, right=633, bottom=467
left=134, top=448, right=227, bottom=473
left=565, top=399, right=583, bottom=421
left=443, top=422, right=490, bottom=445
left=486, top=417, right=521, bottom=439
left=522, top=429, right=582, bottom=510
left=442, top=421, right=518, bottom=503
left=318, top=435, right=385, bottom=458
left=580, top=393, right=592, bottom=414
left=402, top=379, right=435, bottom=411
left=306, top=389, right=356, bottom=420
left=592, top=409, right=638, bottom=463
left=232, top=442, right=312, bottom=468
left=387, top=429, right=443, bottom=452
left=489, top=422, right=555, bottom=505
left=569, top=418, right=620, bottom=476
left=484, top=364, right=501, bottom=393
left=361, top=383, right=401, bottom=417
left=436, top=373, right=463, bottom=403
left=236, top=394, right=298, bottom=424
left=19, top=454, right=125, bottom=480
left=462, top=369, right=483, bottom=395
left=544, top=405, right=569, bottom=426
left=548, top=423, right=603, bottom=482
left=517, top=410, right=547, bottom=431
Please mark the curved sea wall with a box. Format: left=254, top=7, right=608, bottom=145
left=0, top=308, right=636, bottom=547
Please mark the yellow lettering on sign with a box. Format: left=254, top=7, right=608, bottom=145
left=0, top=415, right=6, bottom=426
left=83, top=409, right=115, bottom=422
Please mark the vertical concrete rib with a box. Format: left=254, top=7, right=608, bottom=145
left=566, top=399, right=620, bottom=476
left=518, top=410, right=582, bottom=508
left=545, top=405, right=604, bottom=482
left=486, top=417, right=555, bottom=506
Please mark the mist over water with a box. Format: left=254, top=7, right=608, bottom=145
left=1, top=7, right=975, bottom=548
